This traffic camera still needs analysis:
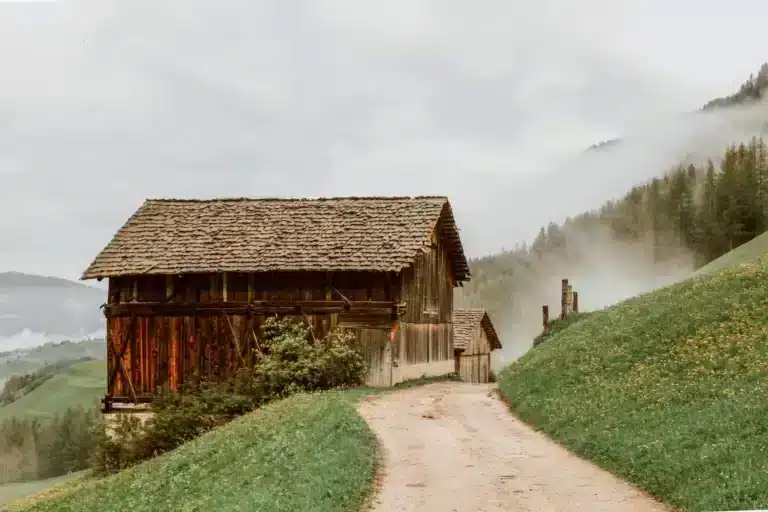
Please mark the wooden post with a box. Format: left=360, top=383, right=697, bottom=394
left=561, top=279, right=568, bottom=319
left=222, top=272, right=228, bottom=302
left=542, top=305, right=549, bottom=332
left=566, top=284, right=573, bottom=315
left=573, top=291, right=579, bottom=313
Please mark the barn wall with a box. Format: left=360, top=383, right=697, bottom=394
left=464, top=325, right=492, bottom=356
left=457, top=326, right=492, bottom=383
left=106, top=311, right=398, bottom=398
left=105, top=272, right=398, bottom=400
left=392, top=225, right=455, bottom=382
left=390, top=322, right=453, bottom=385
left=397, top=226, right=454, bottom=325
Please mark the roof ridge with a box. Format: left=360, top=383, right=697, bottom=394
left=145, top=195, right=450, bottom=203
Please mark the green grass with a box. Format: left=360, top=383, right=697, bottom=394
left=17, top=389, right=378, bottom=512
left=391, top=373, right=460, bottom=389
left=0, top=360, right=105, bottom=422
left=499, top=253, right=768, bottom=512
left=0, top=472, right=89, bottom=508
left=532, top=311, right=594, bottom=347
left=695, top=230, right=768, bottom=276
left=0, top=340, right=105, bottom=383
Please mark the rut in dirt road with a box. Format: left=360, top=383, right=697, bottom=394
left=358, top=381, right=668, bottom=512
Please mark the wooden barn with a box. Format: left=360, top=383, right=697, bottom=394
left=453, top=309, right=502, bottom=383
left=81, top=196, right=470, bottom=411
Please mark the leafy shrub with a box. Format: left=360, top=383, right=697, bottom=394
left=255, top=317, right=367, bottom=397
left=93, top=318, right=367, bottom=474
left=90, top=414, right=145, bottom=475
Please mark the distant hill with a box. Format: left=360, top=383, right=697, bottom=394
left=585, top=63, right=768, bottom=153
left=0, top=338, right=105, bottom=387
left=0, top=359, right=105, bottom=422
left=0, top=271, right=105, bottom=343
left=586, top=138, right=623, bottom=152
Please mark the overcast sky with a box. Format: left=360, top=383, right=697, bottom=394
left=1, top=0, right=766, bottom=281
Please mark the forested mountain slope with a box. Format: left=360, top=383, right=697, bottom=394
left=459, top=63, right=768, bottom=363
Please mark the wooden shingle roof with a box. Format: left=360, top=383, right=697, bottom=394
left=81, top=196, right=470, bottom=281
left=453, top=308, right=502, bottom=351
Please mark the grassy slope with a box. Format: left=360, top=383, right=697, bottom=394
left=0, top=340, right=106, bottom=382
left=18, top=389, right=377, bottom=512
left=0, top=360, right=105, bottom=422
left=0, top=472, right=89, bottom=508
left=695, top=230, right=768, bottom=276
left=500, top=253, right=768, bottom=511
left=532, top=312, right=594, bottom=347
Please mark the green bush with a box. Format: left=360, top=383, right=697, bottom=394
left=90, top=414, right=145, bottom=475
left=92, top=318, right=367, bottom=474
left=255, top=317, right=368, bottom=397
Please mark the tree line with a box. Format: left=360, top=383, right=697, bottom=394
left=459, top=136, right=768, bottom=345
left=0, top=406, right=98, bottom=484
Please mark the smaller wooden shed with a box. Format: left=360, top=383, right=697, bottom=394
left=453, top=309, right=502, bottom=383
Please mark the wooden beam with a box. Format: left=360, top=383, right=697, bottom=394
left=104, top=300, right=398, bottom=317
left=222, top=272, right=228, bottom=302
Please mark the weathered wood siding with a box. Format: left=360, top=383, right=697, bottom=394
left=106, top=271, right=397, bottom=400
left=352, top=327, right=392, bottom=387
left=392, top=224, right=456, bottom=383
left=398, top=226, right=454, bottom=325
left=457, top=326, right=492, bottom=383
left=392, top=322, right=454, bottom=384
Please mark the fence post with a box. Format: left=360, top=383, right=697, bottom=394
left=573, top=291, right=579, bottom=313
left=561, top=278, right=568, bottom=319
left=542, top=305, right=549, bottom=332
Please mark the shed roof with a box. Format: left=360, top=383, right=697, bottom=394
left=81, top=196, right=470, bottom=281
left=453, top=308, right=502, bottom=351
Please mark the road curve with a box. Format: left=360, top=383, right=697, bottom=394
left=358, top=381, right=668, bottom=512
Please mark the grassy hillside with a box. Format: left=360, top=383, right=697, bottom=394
left=694, top=230, right=768, bottom=276
left=499, top=253, right=768, bottom=511
left=0, top=340, right=105, bottom=383
left=15, top=390, right=376, bottom=512
left=0, top=360, right=104, bottom=422
left=0, top=472, right=88, bottom=508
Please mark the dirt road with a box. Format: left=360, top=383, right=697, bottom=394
left=358, top=381, right=668, bottom=512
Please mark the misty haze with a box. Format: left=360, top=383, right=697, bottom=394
left=1, top=2, right=768, bottom=511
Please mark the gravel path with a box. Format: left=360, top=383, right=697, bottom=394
left=358, top=381, right=669, bottom=512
